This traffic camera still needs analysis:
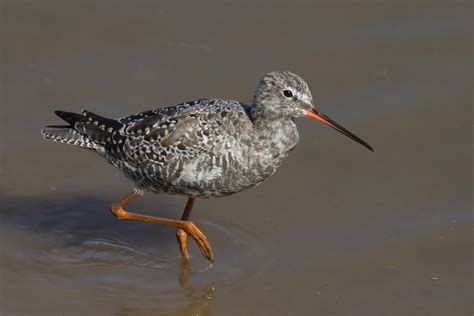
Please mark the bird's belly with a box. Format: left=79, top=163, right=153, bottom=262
left=162, top=153, right=274, bottom=198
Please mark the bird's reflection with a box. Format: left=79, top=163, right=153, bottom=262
left=115, top=259, right=215, bottom=316
left=178, top=258, right=215, bottom=315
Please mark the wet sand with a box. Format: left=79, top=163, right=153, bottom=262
left=1, top=1, right=472, bottom=315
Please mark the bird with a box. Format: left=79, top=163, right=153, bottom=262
left=41, top=71, right=373, bottom=262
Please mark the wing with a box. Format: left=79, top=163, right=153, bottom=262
left=107, top=99, right=253, bottom=172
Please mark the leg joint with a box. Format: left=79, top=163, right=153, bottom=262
left=182, top=220, right=197, bottom=232
left=110, top=204, right=128, bottom=219
left=176, top=228, right=187, bottom=240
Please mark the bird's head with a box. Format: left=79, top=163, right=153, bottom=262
left=253, top=71, right=373, bottom=151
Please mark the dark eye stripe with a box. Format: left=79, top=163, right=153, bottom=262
left=283, top=90, right=293, bottom=98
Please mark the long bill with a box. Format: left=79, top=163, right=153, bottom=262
left=304, top=109, right=374, bottom=152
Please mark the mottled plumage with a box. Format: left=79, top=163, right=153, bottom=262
left=41, top=71, right=373, bottom=262
left=42, top=72, right=314, bottom=198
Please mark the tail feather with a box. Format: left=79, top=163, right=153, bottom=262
left=80, top=110, right=122, bottom=130
left=41, top=127, right=99, bottom=149
left=75, top=121, right=110, bottom=145
left=54, top=110, right=83, bottom=126
left=42, top=109, right=123, bottom=150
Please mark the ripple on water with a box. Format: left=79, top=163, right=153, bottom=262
left=196, top=218, right=277, bottom=290
left=37, top=235, right=175, bottom=270
left=29, top=215, right=275, bottom=285
left=1, top=197, right=275, bottom=314
left=2, top=194, right=275, bottom=312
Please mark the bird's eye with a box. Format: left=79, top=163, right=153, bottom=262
left=283, top=90, right=293, bottom=98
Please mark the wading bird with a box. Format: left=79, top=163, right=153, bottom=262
left=42, top=71, right=373, bottom=262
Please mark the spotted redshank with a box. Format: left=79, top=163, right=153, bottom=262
left=41, top=71, right=373, bottom=262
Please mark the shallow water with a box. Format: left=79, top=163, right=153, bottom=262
left=1, top=1, right=472, bottom=315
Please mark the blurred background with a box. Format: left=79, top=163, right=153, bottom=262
left=1, top=1, right=472, bottom=315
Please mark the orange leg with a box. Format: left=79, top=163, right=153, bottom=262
left=175, top=197, right=195, bottom=261
left=109, top=191, right=214, bottom=262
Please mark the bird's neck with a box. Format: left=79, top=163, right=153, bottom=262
left=249, top=106, right=300, bottom=158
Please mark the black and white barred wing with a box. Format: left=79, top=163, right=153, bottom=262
left=109, top=104, right=246, bottom=189
left=120, top=106, right=233, bottom=161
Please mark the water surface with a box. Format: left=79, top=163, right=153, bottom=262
left=1, top=1, right=472, bottom=315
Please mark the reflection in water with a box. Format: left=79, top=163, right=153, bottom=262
left=179, top=259, right=215, bottom=316
left=114, top=260, right=216, bottom=316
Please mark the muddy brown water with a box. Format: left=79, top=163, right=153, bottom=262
left=1, top=1, right=472, bottom=315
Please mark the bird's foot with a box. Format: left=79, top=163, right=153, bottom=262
left=176, top=222, right=214, bottom=262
